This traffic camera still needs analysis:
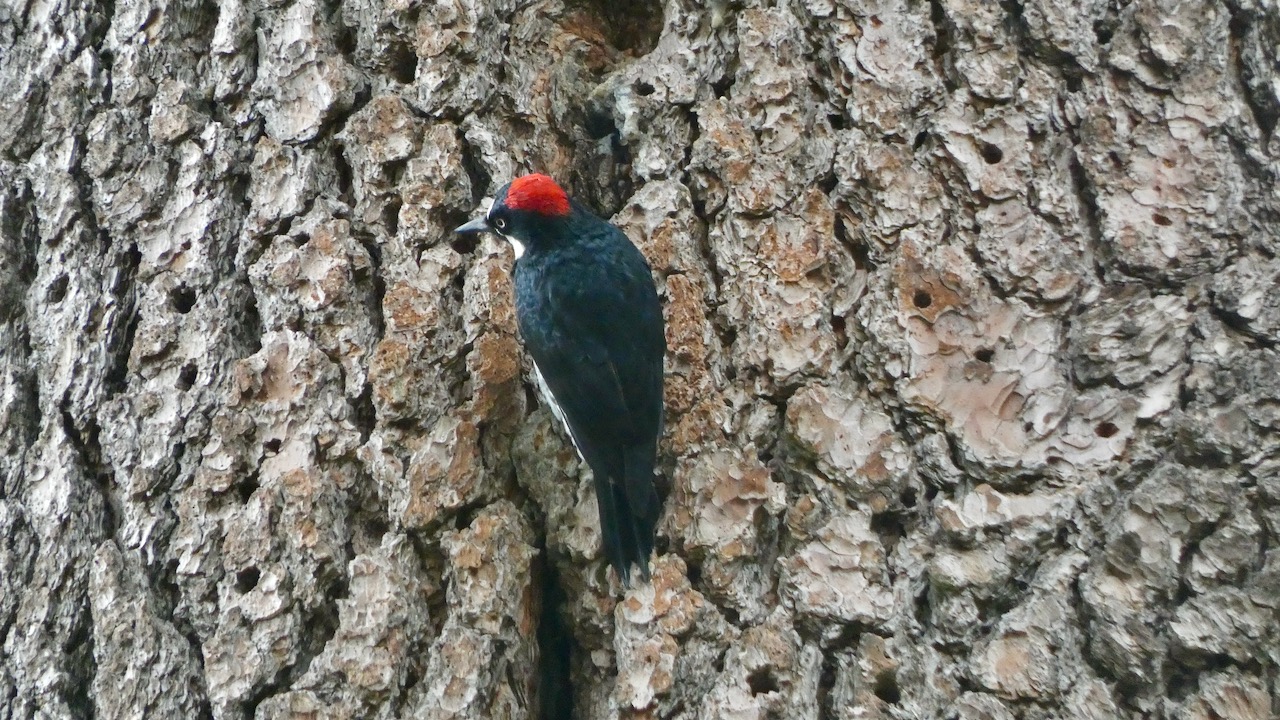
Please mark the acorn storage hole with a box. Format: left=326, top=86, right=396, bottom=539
left=1153, top=212, right=1172, bottom=226
left=747, top=668, right=780, bottom=696
left=980, top=142, right=1003, bottom=164
left=1095, top=422, right=1119, bottom=438
left=388, top=41, right=417, bottom=84
left=176, top=362, right=198, bottom=390
left=235, top=474, right=260, bottom=504
left=901, top=487, right=918, bottom=508
left=874, top=670, right=901, bottom=704
left=563, top=0, right=663, bottom=56
left=235, top=567, right=261, bottom=593
left=974, top=348, right=994, bottom=363
left=47, top=274, right=68, bottom=303
left=913, top=290, right=933, bottom=309
left=170, top=284, right=197, bottom=313
left=450, top=232, right=480, bottom=255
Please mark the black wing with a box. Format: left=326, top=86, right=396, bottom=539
left=515, top=231, right=664, bottom=584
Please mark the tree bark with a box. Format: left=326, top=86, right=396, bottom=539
left=2, top=0, right=1278, bottom=718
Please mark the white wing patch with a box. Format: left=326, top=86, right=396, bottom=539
left=532, top=360, right=585, bottom=462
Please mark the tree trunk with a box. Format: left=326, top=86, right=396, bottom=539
left=2, top=0, right=1278, bottom=718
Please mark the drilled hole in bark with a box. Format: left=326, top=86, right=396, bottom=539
left=384, top=157, right=409, bottom=185
left=334, top=21, right=356, bottom=55
left=912, top=131, right=928, bottom=150
left=746, top=668, right=780, bottom=696
left=721, top=605, right=741, bottom=626
left=362, top=516, right=389, bottom=545
left=235, top=567, right=261, bottom=593
left=451, top=232, right=480, bottom=255
left=831, top=314, right=848, bottom=349
left=913, top=290, right=933, bottom=308
left=874, top=670, right=901, bottom=704
left=170, top=285, right=197, bottom=313
left=871, top=511, right=905, bottom=547
left=1093, top=20, right=1114, bottom=44
left=980, top=142, right=1003, bottom=164
left=634, top=81, right=655, bottom=97
left=974, top=347, right=994, bottom=363
left=388, top=42, right=417, bottom=84
left=827, top=113, right=846, bottom=130
left=712, top=75, right=734, bottom=98
left=383, top=198, right=402, bottom=236
left=236, top=473, right=259, bottom=504
left=914, top=586, right=933, bottom=625
left=264, top=438, right=282, bottom=454
left=571, top=0, right=663, bottom=55
left=1153, top=212, right=1172, bottom=226
left=334, top=146, right=354, bottom=203
left=901, top=487, right=918, bottom=507
left=1179, top=385, right=1196, bottom=408
left=522, top=382, right=539, bottom=415
left=176, top=362, right=197, bottom=390
left=584, top=105, right=616, bottom=139
left=1095, top=422, right=1119, bottom=438
left=47, top=274, right=68, bottom=303
left=1228, top=11, right=1251, bottom=38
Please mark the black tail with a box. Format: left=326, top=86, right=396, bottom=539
left=595, top=445, right=660, bottom=586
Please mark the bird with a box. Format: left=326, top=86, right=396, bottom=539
left=455, top=174, right=665, bottom=586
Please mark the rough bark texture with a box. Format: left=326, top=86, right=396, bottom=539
left=2, top=0, right=1279, bottom=718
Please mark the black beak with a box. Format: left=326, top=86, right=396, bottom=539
left=454, top=217, right=491, bottom=234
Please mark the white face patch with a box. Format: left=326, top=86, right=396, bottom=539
left=486, top=200, right=524, bottom=259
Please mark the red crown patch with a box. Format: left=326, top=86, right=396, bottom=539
left=505, top=174, right=571, bottom=217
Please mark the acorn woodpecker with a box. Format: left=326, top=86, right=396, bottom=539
left=455, top=174, right=665, bottom=585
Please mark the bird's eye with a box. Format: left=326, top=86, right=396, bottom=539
left=494, top=218, right=507, bottom=230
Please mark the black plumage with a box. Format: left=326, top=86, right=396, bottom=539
left=455, top=175, right=664, bottom=585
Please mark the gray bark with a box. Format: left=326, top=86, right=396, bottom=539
left=2, top=0, right=1279, bottom=718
